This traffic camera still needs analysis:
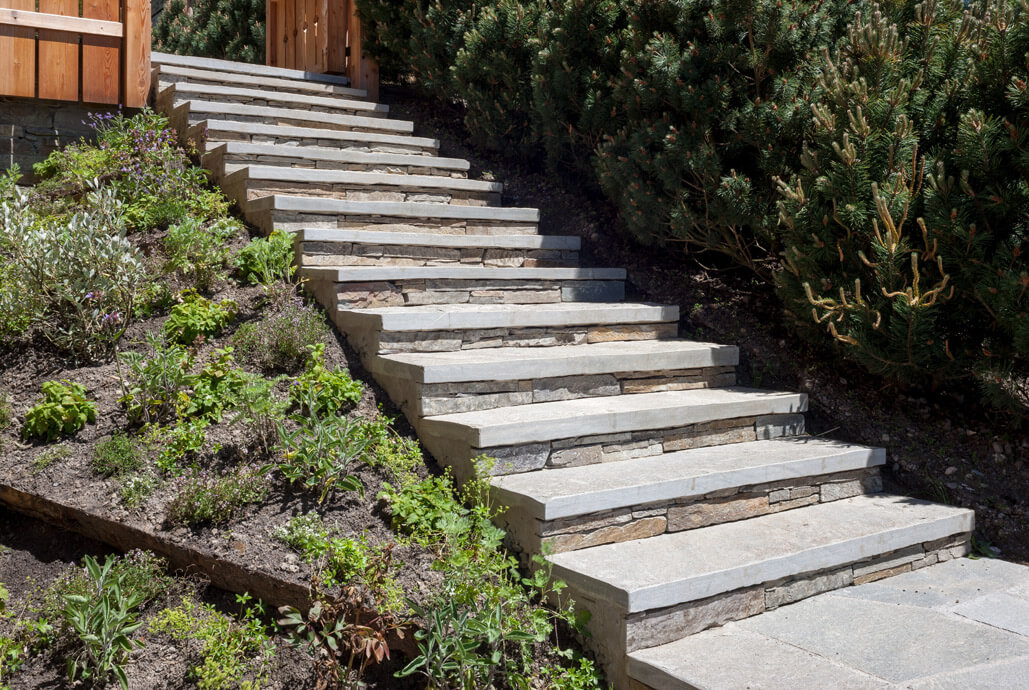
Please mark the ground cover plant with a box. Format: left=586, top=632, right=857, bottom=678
left=0, top=110, right=607, bottom=688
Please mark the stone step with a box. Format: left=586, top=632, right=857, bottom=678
left=244, top=194, right=540, bottom=235
left=167, top=99, right=414, bottom=140
left=416, top=387, right=808, bottom=478
left=297, top=228, right=580, bottom=268
left=155, top=63, right=368, bottom=100
left=203, top=142, right=469, bottom=180
left=157, top=82, right=389, bottom=120
left=301, top=265, right=626, bottom=310
left=492, top=438, right=885, bottom=556
left=370, top=339, right=737, bottom=417
left=184, top=119, right=438, bottom=157
left=550, top=494, right=973, bottom=687
left=220, top=165, right=502, bottom=208
left=332, top=302, right=681, bottom=358
left=152, top=51, right=357, bottom=90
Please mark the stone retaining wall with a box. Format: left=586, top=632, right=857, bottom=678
left=333, top=277, right=623, bottom=309
left=1, top=97, right=107, bottom=179
left=237, top=179, right=497, bottom=206
left=299, top=241, right=577, bottom=268
left=253, top=208, right=538, bottom=235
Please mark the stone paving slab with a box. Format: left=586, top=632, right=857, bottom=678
left=156, top=64, right=368, bottom=98
left=211, top=142, right=467, bottom=170
left=162, top=81, right=388, bottom=114
left=491, top=437, right=883, bottom=520
left=628, top=558, right=1029, bottom=689
left=300, top=228, right=578, bottom=250
left=548, top=494, right=972, bottom=613
left=179, top=99, right=414, bottom=133
left=192, top=119, right=440, bottom=152
left=421, top=387, right=807, bottom=448
left=301, top=265, right=625, bottom=283
left=373, top=339, right=734, bottom=384
left=152, top=51, right=357, bottom=88
left=233, top=164, right=502, bottom=192
left=248, top=194, right=540, bottom=222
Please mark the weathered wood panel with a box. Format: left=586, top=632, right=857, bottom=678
left=82, top=0, right=121, bottom=104
left=38, top=0, right=82, bottom=101
left=0, top=0, right=37, bottom=98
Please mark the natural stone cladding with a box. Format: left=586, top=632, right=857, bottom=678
left=252, top=209, right=538, bottom=236
left=481, top=413, right=805, bottom=475
left=333, top=278, right=622, bottom=309
left=221, top=154, right=468, bottom=177
left=300, top=242, right=577, bottom=269
left=518, top=468, right=883, bottom=555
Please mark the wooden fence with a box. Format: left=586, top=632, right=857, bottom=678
left=266, top=0, right=378, bottom=100
left=0, top=0, right=150, bottom=107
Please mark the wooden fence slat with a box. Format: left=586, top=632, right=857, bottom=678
left=347, top=0, right=378, bottom=101
left=38, top=0, right=81, bottom=102
left=294, top=0, right=305, bottom=70
left=0, top=9, right=123, bottom=35
left=314, top=0, right=327, bottom=72
left=284, top=0, right=296, bottom=69
left=304, top=0, right=317, bottom=71
left=0, top=0, right=37, bottom=98
left=122, top=0, right=150, bottom=107
left=326, top=0, right=345, bottom=73
left=81, top=0, right=120, bottom=104
left=266, top=0, right=276, bottom=67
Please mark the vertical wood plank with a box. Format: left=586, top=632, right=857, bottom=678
left=38, top=0, right=81, bottom=101
left=274, top=0, right=286, bottom=67
left=122, top=0, right=151, bottom=107
left=326, top=0, right=345, bottom=73
left=284, top=0, right=297, bottom=69
left=304, top=0, right=317, bottom=71
left=0, top=0, right=37, bottom=98
left=266, top=0, right=276, bottom=66
left=314, top=0, right=328, bottom=71
left=82, top=0, right=120, bottom=104
left=347, top=0, right=378, bottom=100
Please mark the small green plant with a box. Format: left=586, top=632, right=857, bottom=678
left=290, top=343, right=363, bottom=415
left=0, top=391, right=12, bottom=430
left=231, top=297, right=330, bottom=373
left=150, top=594, right=275, bottom=690
left=272, top=399, right=371, bottom=503
left=163, top=290, right=237, bottom=346
left=22, top=380, right=97, bottom=441
left=274, top=513, right=377, bottom=588
left=228, top=374, right=288, bottom=456
left=61, top=555, right=146, bottom=689
left=145, top=418, right=209, bottom=474
left=92, top=433, right=143, bottom=477
left=119, top=472, right=159, bottom=509
left=166, top=464, right=270, bottom=525
left=357, top=414, right=422, bottom=486
left=184, top=348, right=253, bottom=422
left=164, top=217, right=241, bottom=292
left=233, top=230, right=295, bottom=285
left=31, top=443, right=72, bottom=473
left=118, top=331, right=196, bottom=424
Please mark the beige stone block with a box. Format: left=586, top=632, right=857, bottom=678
left=854, top=563, right=912, bottom=585
left=768, top=494, right=819, bottom=512
left=821, top=479, right=868, bottom=502
left=663, top=426, right=755, bottom=452
left=765, top=569, right=853, bottom=609
left=542, top=509, right=632, bottom=537
left=587, top=323, right=677, bottom=343
left=548, top=444, right=604, bottom=468
left=624, top=588, right=765, bottom=652
left=336, top=282, right=403, bottom=308
left=668, top=495, right=770, bottom=531
left=544, top=516, right=667, bottom=553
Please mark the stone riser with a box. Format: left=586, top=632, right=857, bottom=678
left=333, top=278, right=624, bottom=309
left=420, top=413, right=805, bottom=479
left=380, top=367, right=736, bottom=418
left=237, top=180, right=499, bottom=207
left=504, top=468, right=881, bottom=557
left=300, top=241, right=578, bottom=269
left=221, top=154, right=468, bottom=179
left=166, top=91, right=387, bottom=119
left=250, top=209, right=538, bottom=236
left=589, top=534, right=972, bottom=690
left=190, top=125, right=435, bottom=156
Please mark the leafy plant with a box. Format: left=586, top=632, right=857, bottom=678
left=92, top=433, right=144, bottom=477
left=118, top=331, right=196, bottom=425
left=163, top=291, right=237, bottom=346
left=358, top=414, right=423, bottom=486
left=165, top=217, right=241, bottom=292
left=119, top=472, right=159, bottom=509
left=31, top=443, right=72, bottom=473
left=232, top=297, right=330, bottom=373
left=233, top=230, right=296, bottom=285
left=150, top=595, right=275, bottom=690
left=228, top=374, right=288, bottom=456
left=22, top=380, right=97, bottom=441
left=145, top=418, right=209, bottom=474
left=166, top=464, right=270, bottom=525
left=290, top=343, right=363, bottom=415
left=61, top=555, right=146, bottom=689
left=184, top=347, right=252, bottom=421
left=0, top=391, right=12, bottom=430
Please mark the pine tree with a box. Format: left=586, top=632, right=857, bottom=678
left=153, top=0, right=265, bottom=64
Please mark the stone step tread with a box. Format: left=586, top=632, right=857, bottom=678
left=250, top=194, right=540, bottom=222
left=420, top=387, right=807, bottom=448
left=299, top=228, right=578, bottom=250
left=208, top=141, right=467, bottom=170
left=547, top=494, right=974, bottom=613
left=161, top=81, right=386, bottom=114
left=156, top=64, right=367, bottom=98
left=229, top=164, right=501, bottom=193
left=335, top=302, right=679, bottom=332
left=179, top=99, right=414, bottom=134
left=491, top=437, right=884, bottom=521
left=152, top=51, right=357, bottom=89
left=373, top=338, right=736, bottom=384
left=190, top=119, right=439, bottom=151
left=300, top=265, right=626, bottom=283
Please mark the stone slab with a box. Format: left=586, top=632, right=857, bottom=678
left=335, top=302, right=679, bottom=333
left=179, top=99, right=413, bottom=133
left=157, top=64, right=367, bottom=98
left=302, top=265, right=624, bottom=283
left=233, top=164, right=501, bottom=193
left=194, top=119, right=439, bottom=151
left=249, top=194, right=540, bottom=222
left=421, top=387, right=807, bottom=448
left=163, top=81, right=387, bottom=114
left=492, top=438, right=883, bottom=520
left=300, top=228, right=577, bottom=250
left=547, top=494, right=972, bottom=613
left=152, top=51, right=357, bottom=88
left=215, top=141, right=466, bottom=170
left=952, top=592, right=1029, bottom=636
left=906, top=657, right=1029, bottom=689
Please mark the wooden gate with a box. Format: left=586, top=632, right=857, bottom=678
left=266, top=0, right=378, bottom=100
left=0, top=0, right=150, bottom=107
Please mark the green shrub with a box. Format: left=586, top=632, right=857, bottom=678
left=149, top=596, right=274, bottom=690
left=165, top=217, right=241, bottom=292
left=273, top=513, right=374, bottom=587
left=358, top=415, right=423, bottom=486
left=118, top=332, right=196, bottom=425
left=166, top=464, right=270, bottom=525
left=233, top=230, right=295, bottom=286
left=164, top=291, right=237, bottom=346
left=232, top=298, right=330, bottom=373
left=22, top=381, right=97, bottom=441
left=0, top=187, right=146, bottom=360
left=272, top=407, right=371, bottom=503
left=183, top=348, right=252, bottom=421
left=290, top=343, right=363, bottom=415
left=228, top=375, right=289, bottom=456
left=92, top=434, right=144, bottom=477
left=153, top=0, right=266, bottom=64
left=145, top=419, right=209, bottom=474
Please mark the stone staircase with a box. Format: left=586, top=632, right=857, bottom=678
left=152, top=52, right=976, bottom=689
